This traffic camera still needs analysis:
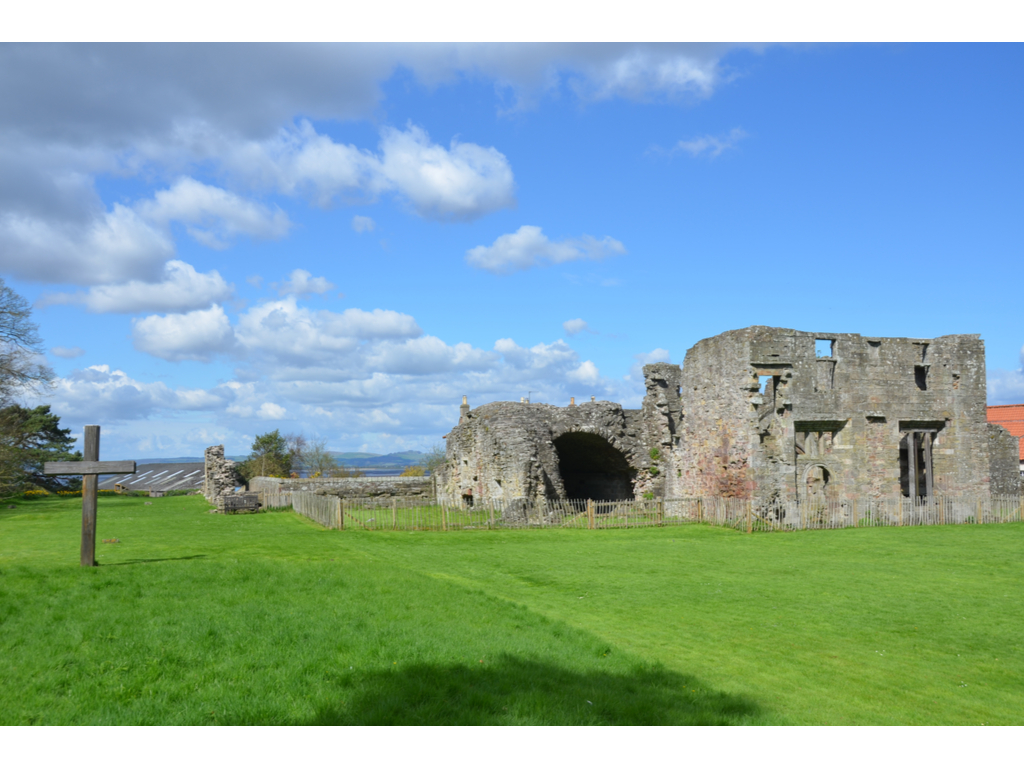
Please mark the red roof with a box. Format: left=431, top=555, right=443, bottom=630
left=987, top=405, right=1024, bottom=460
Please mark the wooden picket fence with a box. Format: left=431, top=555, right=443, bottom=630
left=260, top=490, right=1024, bottom=533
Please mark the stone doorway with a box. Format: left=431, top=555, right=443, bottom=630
left=552, top=432, right=634, bottom=501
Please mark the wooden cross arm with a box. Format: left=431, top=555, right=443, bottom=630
left=44, top=460, right=137, bottom=476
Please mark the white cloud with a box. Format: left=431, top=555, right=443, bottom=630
left=274, top=269, right=336, bottom=297
left=352, top=215, right=376, bottom=233
left=257, top=402, right=286, bottom=419
left=51, top=345, right=85, bottom=359
left=132, top=305, right=236, bottom=362
left=376, top=124, right=516, bottom=220
left=228, top=122, right=516, bottom=222
left=567, top=360, right=601, bottom=386
left=0, top=204, right=173, bottom=285
left=232, top=298, right=422, bottom=369
left=136, top=177, right=291, bottom=249
left=467, top=225, right=626, bottom=274
left=673, top=128, right=747, bottom=158
left=43, top=364, right=227, bottom=423
left=563, top=318, right=590, bottom=336
left=40, top=260, right=233, bottom=314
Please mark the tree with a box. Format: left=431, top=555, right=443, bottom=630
left=419, top=443, right=447, bottom=475
left=399, top=464, right=425, bottom=477
left=284, top=432, right=307, bottom=476
left=0, top=404, right=81, bottom=496
left=0, top=278, right=53, bottom=406
left=238, top=430, right=291, bottom=480
left=303, top=437, right=337, bottom=478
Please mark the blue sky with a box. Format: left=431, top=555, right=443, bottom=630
left=3, top=43, right=1022, bottom=459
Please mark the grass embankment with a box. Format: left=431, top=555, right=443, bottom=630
left=1, top=495, right=1021, bottom=725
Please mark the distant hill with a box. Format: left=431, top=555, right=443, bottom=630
left=132, top=451, right=428, bottom=469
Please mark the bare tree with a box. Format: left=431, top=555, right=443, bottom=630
left=284, top=432, right=307, bottom=476
left=420, top=443, right=447, bottom=475
left=304, top=438, right=337, bottom=478
left=0, top=278, right=53, bottom=406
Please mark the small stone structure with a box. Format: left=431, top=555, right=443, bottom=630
left=202, top=445, right=244, bottom=505
left=437, top=326, right=1021, bottom=505
left=248, top=475, right=434, bottom=499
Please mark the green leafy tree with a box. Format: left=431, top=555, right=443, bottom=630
left=0, top=404, right=81, bottom=496
left=238, top=430, right=291, bottom=480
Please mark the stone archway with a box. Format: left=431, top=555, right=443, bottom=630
left=552, top=431, right=634, bottom=500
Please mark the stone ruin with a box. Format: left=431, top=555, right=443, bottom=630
left=436, top=326, right=1022, bottom=506
left=202, top=444, right=246, bottom=508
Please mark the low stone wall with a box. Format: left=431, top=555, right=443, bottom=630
left=249, top=475, right=435, bottom=500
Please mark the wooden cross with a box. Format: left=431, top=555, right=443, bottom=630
left=44, top=425, right=136, bottom=567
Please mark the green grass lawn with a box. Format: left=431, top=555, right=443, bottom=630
left=1, top=494, right=1021, bottom=725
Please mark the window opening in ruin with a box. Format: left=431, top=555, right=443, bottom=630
left=552, top=432, right=634, bottom=501
left=815, top=339, right=834, bottom=358
left=899, top=425, right=941, bottom=500
left=915, top=365, right=928, bottom=391
left=804, top=465, right=832, bottom=504
left=462, top=492, right=474, bottom=508
left=759, top=375, right=772, bottom=394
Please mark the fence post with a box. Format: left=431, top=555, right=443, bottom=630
left=746, top=499, right=752, bottom=534
left=392, top=498, right=397, bottom=531
left=696, top=498, right=703, bottom=524
left=336, top=497, right=343, bottom=530
left=587, top=499, right=595, bottom=530
left=442, top=502, right=448, bottom=532
left=852, top=501, right=859, bottom=529
left=657, top=499, right=664, bottom=527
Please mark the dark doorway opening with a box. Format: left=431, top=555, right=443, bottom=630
left=553, top=432, right=634, bottom=501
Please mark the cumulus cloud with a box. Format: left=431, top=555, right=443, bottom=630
left=132, top=304, right=236, bottom=362
left=467, top=225, right=626, bottom=274
left=257, top=402, right=286, bottom=419
left=51, top=345, right=85, bottom=359
left=44, top=364, right=227, bottom=423
left=40, top=260, right=232, bottom=314
left=0, top=204, right=173, bottom=285
left=136, top=177, right=291, bottom=249
left=672, top=128, right=747, bottom=158
left=351, top=215, right=375, bottom=233
left=228, top=121, right=516, bottom=221
left=273, top=269, right=336, bottom=297
left=563, top=318, right=591, bottom=336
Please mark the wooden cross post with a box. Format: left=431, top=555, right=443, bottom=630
left=44, top=425, right=136, bottom=567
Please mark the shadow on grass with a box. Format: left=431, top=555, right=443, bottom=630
left=302, top=655, right=762, bottom=725
left=102, top=555, right=207, bottom=566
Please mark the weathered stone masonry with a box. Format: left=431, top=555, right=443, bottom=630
left=437, top=326, right=1021, bottom=503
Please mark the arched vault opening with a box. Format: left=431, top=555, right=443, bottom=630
left=553, top=432, right=634, bottom=501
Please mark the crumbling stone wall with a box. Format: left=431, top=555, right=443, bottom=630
left=248, top=475, right=434, bottom=499
left=987, top=423, right=1022, bottom=495
left=437, top=399, right=659, bottom=505
left=203, top=445, right=244, bottom=504
left=438, top=326, right=1017, bottom=504
left=670, top=327, right=995, bottom=502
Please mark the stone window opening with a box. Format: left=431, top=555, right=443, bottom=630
left=915, top=365, right=928, bottom=391
left=899, top=424, right=941, bottom=500
left=802, top=464, right=835, bottom=504
left=815, top=339, right=835, bottom=358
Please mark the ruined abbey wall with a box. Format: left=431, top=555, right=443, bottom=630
left=437, top=326, right=1020, bottom=504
